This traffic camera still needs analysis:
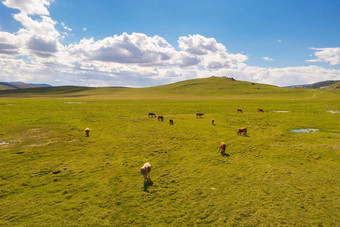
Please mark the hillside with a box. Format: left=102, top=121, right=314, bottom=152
left=0, top=82, right=52, bottom=90
left=146, top=76, right=284, bottom=95
left=285, top=80, right=340, bottom=89
left=321, top=81, right=340, bottom=89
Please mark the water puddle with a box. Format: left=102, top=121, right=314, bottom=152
left=292, top=129, right=319, bottom=133
left=64, top=102, right=86, bottom=104
left=272, top=111, right=289, bottom=113
left=327, top=110, right=339, bottom=114
left=0, top=141, right=9, bottom=145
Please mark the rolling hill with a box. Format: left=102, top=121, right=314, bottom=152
left=0, top=82, right=52, bottom=90
left=285, top=80, right=340, bottom=89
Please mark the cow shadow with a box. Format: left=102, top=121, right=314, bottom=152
left=221, top=153, right=230, bottom=157
left=143, top=179, right=153, bottom=192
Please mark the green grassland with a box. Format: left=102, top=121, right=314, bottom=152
left=0, top=77, right=339, bottom=226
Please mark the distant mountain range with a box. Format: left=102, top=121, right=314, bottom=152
left=285, top=80, right=340, bottom=89
left=0, top=82, right=52, bottom=90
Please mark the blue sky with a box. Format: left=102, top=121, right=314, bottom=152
left=0, top=0, right=339, bottom=87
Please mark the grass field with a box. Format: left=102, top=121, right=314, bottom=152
left=0, top=77, right=339, bottom=226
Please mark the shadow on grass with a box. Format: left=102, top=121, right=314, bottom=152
left=221, top=153, right=230, bottom=157
left=238, top=134, right=250, bottom=137
left=143, top=179, right=153, bottom=192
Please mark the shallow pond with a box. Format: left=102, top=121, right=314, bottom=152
left=327, top=110, right=339, bottom=114
left=292, top=129, right=319, bottom=133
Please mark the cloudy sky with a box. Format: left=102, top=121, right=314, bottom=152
left=0, top=0, right=339, bottom=87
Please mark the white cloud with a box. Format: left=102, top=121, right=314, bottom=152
left=263, top=57, right=274, bottom=62
left=307, top=47, right=340, bottom=65
left=2, top=0, right=53, bottom=15
left=68, top=33, right=178, bottom=66
left=83, top=27, right=87, bottom=31
left=178, top=34, right=248, bottom=69
left=0, top=31, right=19, bottom=55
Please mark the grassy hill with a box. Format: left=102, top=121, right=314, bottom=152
left=322, top=81, right=340, bottom=89
left=0, top=83, right=14, bottom=90
left=286, top=80, right=340, bottom=89
left=0, top=76, right=339, bottom=225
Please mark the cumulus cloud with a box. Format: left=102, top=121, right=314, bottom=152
left=307, top=48, right=340, bottom=65
left=0, top=31, right=19, bottom=55
left=68, top=33, right=203, bottom=68
left=2, top=0, right=53, bottom=15
left=179, top=34, right=225, bottom=55
left=178, top=34, right=247, bottom=69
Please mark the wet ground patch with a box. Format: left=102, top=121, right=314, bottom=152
left=292, top=129, right=319, bottom=133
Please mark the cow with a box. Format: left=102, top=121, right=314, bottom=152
left=196, top=113, right=204, bottom=118
left=237, top=109, right=243, bottom=113
left=85, top=128, right=90, bottom=137
left=237, top=127, right=247, bottom=136
left=257, top=109, right=264, bottom=113
left=212, top=119, right=215, bottom=125
left=140, top=162, right=151, bottom=183
left=149, top=113, right=156, bottom=118
left=219, top=142, right=226, bottom=155
left=157, top=115, right=164, bottom=121
left=169, top=119, right=174, bottom=125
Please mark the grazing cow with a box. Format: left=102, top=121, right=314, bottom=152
left=237, top=127, right=247, bottom=136
left=140, top=162, right=151, bottom=183
left=212, top=119, right=215, bottom=125
left=169, top=119, right=174, bottom=125
left=85, top=128, right=90, bottom=137
left=149, top=113, right=156, bottom=118
left=196, top=113, right=204, bottom=118
left=237, top=109, right=243, bottom=113
left=158, top=115, right=164, bottom=121
left=257, top=109, right=264, bottom=113
left=219, top=142, right=226, bottom=155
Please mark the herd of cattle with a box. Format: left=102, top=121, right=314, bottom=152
left=85, top=108, right=264, bottom=183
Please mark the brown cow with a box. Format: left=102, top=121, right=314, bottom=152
left=212, top=119, right=215, bottom=125
left=149, top=113, right=156, bottom=118
left=237, top=109, right=243, bottom=113
left=237, top=127, right=247, bottom=136
left=157, top=115, right=164, bottom=121
left=169, top=119, right=174, bottom=125
left=257, top=109, right=264, bottom=113
left=140, top=162, right=151, bottom=182
left=85, top=128, right=90, bottom=137
left=196, top=113, right=204, bottom=118
left=219, top=142, right=226, bottom=155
